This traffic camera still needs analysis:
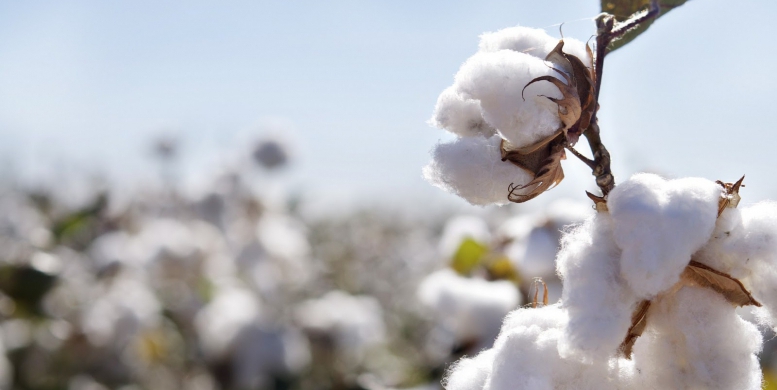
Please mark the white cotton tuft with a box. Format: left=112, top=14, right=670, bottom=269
left=608, top=173, right=720, bottom=298
left=422, top=135, right=532, bottom=206
left=418, top=269, right=519, bottom=350
left=478, top=26, right=592, bottom=65
left=430, top=86, right=496, bottom=138
left=443, top=349, right=496, bottom=390
left=556, top=213, right=640, bottom=361
left=454, top=50, right=563, bottom=148
left=631, top=287, right=763, bottom=390
left=482, top=305, right=624, bottom=390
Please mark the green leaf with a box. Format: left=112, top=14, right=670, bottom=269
left=601, top=0, right=688, bottom=52
left=450, top=237, right=489, bottom=275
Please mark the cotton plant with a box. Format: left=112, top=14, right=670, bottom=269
left=423, top=1, right=777, bottom=389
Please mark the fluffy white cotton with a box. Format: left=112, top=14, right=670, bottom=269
left=423, top=135, right=532, bottom=206
left=608, top=174, right=720, bottom=298
left=444, top=349, right=496, bottom=390
left=556, top=213, right=640, bottom=361
left=478, top=26, right=592, bottom=65
left=484, top=305, right=626, bottom=390
left=430, top=86, right=496, bottom=138
left=194, top=283, right=262, bottom=359
left=418, top=269, right=519, bottom=350
left=697, top=202, right=777, bottom=329
left=631, top=287, right=762, bottom=390
left=295, top=291, right=385, bottom=362
left=454, top=50, right=562, bottom=148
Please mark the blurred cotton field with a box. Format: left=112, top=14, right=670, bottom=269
left=0, top=130, right=614, bottom=390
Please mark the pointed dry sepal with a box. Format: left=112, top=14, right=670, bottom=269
left=716, top=175, right=745, bottom=217
left=620, top=299, right=651, bottom=359
left=530, top=277, right=549, bottom=308
left=523, top=40, right=597, bottom=146
left=505, top=138, right=566, bottom=203
left=586, top=191, right=608, bottom=212
left=681, top=260, right=761, bottom=307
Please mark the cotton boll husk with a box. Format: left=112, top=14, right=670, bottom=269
left=608, top=174, right=720, bottom=298
left=430, top=86, right=496, bottom=138
left=454, top=51, right=563, bottom=148
left=716, top=202, right=777, bottom=328
left=484, top=305, right=624, bottom=390
left=423, top=135, right=532, bottom=206
left=438, top=215, right=491, bottom=260
left=418, top=269, right=519, bottom=350
left=631, top=286, right=762, bottom=390
left=477, top=27, right=592, bottom=66
left=556, top=213, right=640, bottom=362
left=443, top=349, right=496, bottom=390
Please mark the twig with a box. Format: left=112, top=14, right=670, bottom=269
left=584, top=0, right=660, bottom=197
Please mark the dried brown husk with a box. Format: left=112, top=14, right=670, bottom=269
left=680, top=260, right=761, bottom=307
left=620, top=300, right=651, bottom=358
left=506, top=139, right=566, bottom=203
left=716, top=175, right=745, bottom=217
left=523, top=41, right=597, bottom=146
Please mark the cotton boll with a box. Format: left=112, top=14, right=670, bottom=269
left=631, top=287, right=763, bottom=390
left=418, top=269, right=519, bottom=351
left=443, top=349, right=496, bottom=390
left=608, top=174, right=720, bottom=298
left=423, top=135, right=532, bottom=206
left=438, top=215, right=491, bottom=260
left=478, top=26, right=592, bottom=66
left=484, top=305, right=622, bottom=390
left=194, top=283, right=262, bottom=359
left=454, top=51, right=563, bottom=148
left=430, top=86, right=496, bottom=138
left=556, top=214, right=640, bottom=362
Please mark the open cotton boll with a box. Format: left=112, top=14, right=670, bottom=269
left=556, top=213, right=640, bottom=362
left=194, top=283, right=262, bottom=359
left=418, top=269, right=519, bottom=350
left=454, top=51, right=563, bottom=148
left=631, top=287, right=762, bottom=390
left=423, top=135, right=532, bottom=206
left=430, top=86, right=496, bottom=138
left=478, top=26, right=591, bottom=65
left=444, top=349, right=496, bottom=390
left=483, top=304, right=623, bottom=390
left=608, top=173, right=720, bottom=298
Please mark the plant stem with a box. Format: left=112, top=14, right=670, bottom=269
left=583, top=0, right=660, bottom=197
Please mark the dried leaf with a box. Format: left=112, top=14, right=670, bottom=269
left=620, top=300, right=651, bottom=359
left=507, top=140, right=566, bottom=203
left=681, top=260, right=761, bottom=307
left=523, top=72, right=581, bottom=134
left=716, top=175, right=745, bottom=217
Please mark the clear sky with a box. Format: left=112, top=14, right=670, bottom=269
left=0, top=0, right=775, bottom=211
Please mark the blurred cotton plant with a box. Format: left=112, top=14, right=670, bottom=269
left=422, top=1, right=777, bottom=389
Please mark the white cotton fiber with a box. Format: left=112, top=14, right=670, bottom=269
left=444, top=349, right=496, bottom=390
left=454, top=51, right=562, bottom=148
left=556, top=213, right=640, bottom=361
left=608, top=173, right=720, bottom=298
left=430, top=86, right=496, bottom=138
left=483, top=305, right=623, bottom=390
left=478, top=26, right=592, bottom=65
left=631, top=287, right=763, bottom=390
left=422, top=135, right=532, bottom=206
left=418, top=269, right=519, bottom=350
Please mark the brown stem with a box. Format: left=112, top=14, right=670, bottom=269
left=584, top=0, right=660, bottom=197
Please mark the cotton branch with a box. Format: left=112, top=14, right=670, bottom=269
left=581, top=0, right=660, bottom=197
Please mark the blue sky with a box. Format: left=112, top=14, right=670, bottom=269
left=0, top=0, right=775, bottom=210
